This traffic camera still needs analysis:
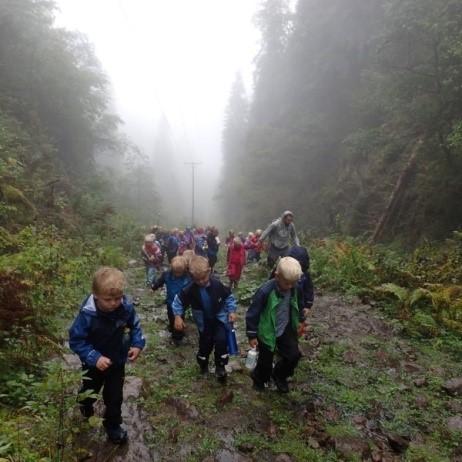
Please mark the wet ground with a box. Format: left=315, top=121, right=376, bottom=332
left=68, top=262, right=462, bottom=462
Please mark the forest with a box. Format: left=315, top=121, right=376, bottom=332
left=1, top=0, right=462, bottom=461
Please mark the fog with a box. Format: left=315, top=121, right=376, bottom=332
left=54, top=0, right=260, bottom=226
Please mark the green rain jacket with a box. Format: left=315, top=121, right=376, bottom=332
left=245, top=279, right=304, bottom=352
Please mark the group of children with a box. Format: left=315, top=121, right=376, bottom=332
left=69, top=224, right=314, bottom=445
left=141, top=225, right=221, bottom=286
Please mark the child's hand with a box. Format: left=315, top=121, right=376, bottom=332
left=229, top=312, right=237, bottom=323
left=128, top=347, right=141, bottom=362
left=96, top=356, right=112, bottom=371
left=297, top=322, right=308, bottom=337
left=249, top=338, right=258, bottom=349
left=174, top=316, right=185, bottom=331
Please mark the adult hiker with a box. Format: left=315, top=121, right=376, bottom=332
left=259, top=210, right=300, bottom=268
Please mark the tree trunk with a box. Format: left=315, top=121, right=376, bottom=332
left=370, top=138, right=423, bottom=243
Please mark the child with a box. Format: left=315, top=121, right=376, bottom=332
left=151, top=256, right=191, bottom=345
left=183, top=227, right=195, bottom=251
left=225, top=230, right=235, bottom=263
left=206, top=226, right=220, bottom=271
left=194, top=227, right=207, bottom=257
left=245, top=257, right=306, bottom=393
left=172, top=256, right=237, bottom=382
left=69, top=267, right=145, bottom=444
left=141, top=233, right=162, bottom=286
left=268, top=246, right=314, bottom=314
left=244, top=232, right=257, bottom=263
left=227, top=237, right=246, bottom=289
left=166, top=228, right=180, bottom=262
left=254, top=229, right=263, bottom=262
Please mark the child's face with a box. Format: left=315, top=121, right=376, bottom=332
left=95, top=293, right=123, bottom=312
left=275, top=273, right=296, bottom=292
left=192, top=270, right=211, bottom=287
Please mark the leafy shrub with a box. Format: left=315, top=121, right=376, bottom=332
left=307, top=234, right=462, bottom=336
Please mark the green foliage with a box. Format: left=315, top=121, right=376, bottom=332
left=310, top=238, right=379, bottom=295
left=0, top=363, right=84, bottom=461
left=309, top=235, right=462, bottom=336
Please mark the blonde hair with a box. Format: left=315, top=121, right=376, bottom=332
left=182, top=250, right=195, bottom=265
left=171, top=256, right=187, bottom=272
left=276, top=257, right=302, bottom=282
left=189, top=256, right=210, bottom=276
left=92, top=267, right=125, bottom=296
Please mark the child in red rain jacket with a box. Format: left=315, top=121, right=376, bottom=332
left=141, top=234, right=163, bottom=286
left=227, top=237, right=246, bottom=289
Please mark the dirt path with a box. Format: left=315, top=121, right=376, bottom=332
left=71, top=262, right=462, bottom=462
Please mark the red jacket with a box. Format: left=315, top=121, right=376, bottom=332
left=227, top=244, right=246, bottom=281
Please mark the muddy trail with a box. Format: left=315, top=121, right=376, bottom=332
left=73, top=261, right=462, bottom=462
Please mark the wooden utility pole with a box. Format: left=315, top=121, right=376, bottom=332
left=184, top=161, right=201, bottom=227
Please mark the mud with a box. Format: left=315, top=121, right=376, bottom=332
left=66, top=264, right=462, bottom=461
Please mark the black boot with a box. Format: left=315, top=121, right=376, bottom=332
left=250, top=370, right=265, bottom=391
left=196, top=354, right=209, bottom=375
left=105, top=424, right=128, bottom=444
left=215, top=364, right=227, bottom=383
left=272, top=373, right=289, bottom=393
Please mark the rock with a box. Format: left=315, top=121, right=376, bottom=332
left=215, top=449, right=251, bottom=462
left=166, top=397, right=199, bottom=420
left=443, top=377, right=462, bottom=396
left=62, top=353, right=81, bottom=370
left=413, top=377, right=427, bottom=387
left=401, top=362, right=423, bottom=373
left=308, top=437, right=320, bottom=449
left=343, top=350, right=357, bottom=364
left=217, top=390, right=234, bottom=408
left=128, top=259, right=138, bottom=267
left=366, top=419, right=380, bottom=431
left=352, top=415, right=367, bottom=426
left=275, top=455, right=293, bottom=462
left=315, top=431, right=332, bottom=448
left=334, top=437, right=370, bottom=459
left=237, top=442, right=254, bottom=453
left=385, top=432, right=409, bottom=453
left=325, top=405, right=341, bottom=422
left=414, top=395, right=428, bottom=409
left=228, top=359, right=243, bottom=372
left=447, top=416, right=462, bottom=432
left=447, top=401, right=462, bottom=413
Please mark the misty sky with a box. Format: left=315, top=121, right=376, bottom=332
left=54, top=0, right=261, bottom=225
